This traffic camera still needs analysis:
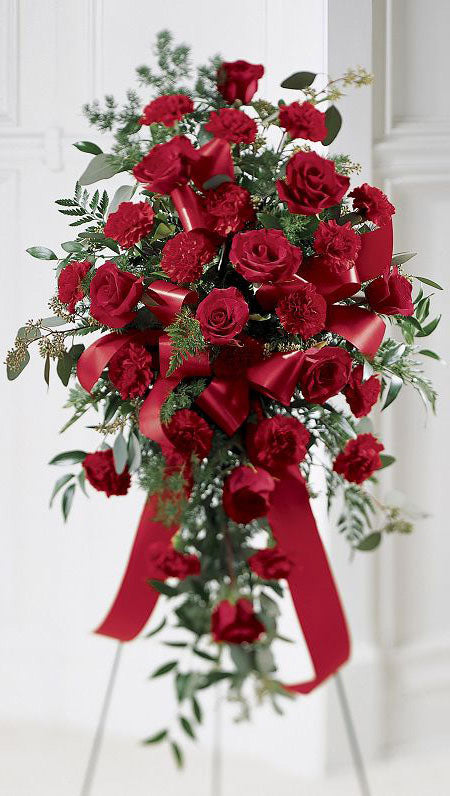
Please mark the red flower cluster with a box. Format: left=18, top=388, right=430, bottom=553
left=246, top=415, right=310, bottom=476
left=161, top=230, right=217, bottom=284
left=211, top=598, right=265, bottom=644
left=248, top=546, right=292, bottom=580
left=217, top=60, right=264, bottom=104
left=133, top=135, right=199, bottom=194
left=89, top=262, right=143, bottom=328
left=104, top=201, right=155, bottom=249
left=277, top=151, right=349, bottom=215
left=83, top=449, right=130, bottom=497
left=279, top=101, right=327, bottom=142
left=140, top=94, right=194, bottom=127
left=203, top=182, right=255, bottom=237
left=196, top=287, right=249, bottom=344
left=276, top=283, right=327, bottom=337
left=148, top=541, right=200, bottom=579
left=299, top=346, right=352, bottom=404
left=223, top=465, right=275, bottom=524
left=349, top=183, right=395, bottom=227
left=58, top=260, right=91, bottom=313
left=230, top=228, right=302, bottom=284
left=165, top=409, right=213, bottom=461
left=205, top=108, right=257, bottom=145
left=343, top=365, right=381, bottom=418
left=108, top=341, right=153, bottom=399
left=313, top=220, right=361, bottom=274
left=213, top=335, right=264, bottom=378
left=365, top=267, right=414, bottom=316
left=333, top=433, right=384, bottom=484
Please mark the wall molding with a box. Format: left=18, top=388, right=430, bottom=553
left=0, top=0, right=19, bottom=125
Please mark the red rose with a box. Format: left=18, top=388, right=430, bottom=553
left=279, top=101, right=327, bottom=142
left=333, top=433, right=384, bottom=484
left=83, top=449, right=130, bottom=497
left=133, top=135, right=199, bottom=194
left=365, top=267, right=414, bottom=316
left=161, top=230, right=217, bottom=284
left=217, top=60, right=264, bottom=104
left=313, top=220, right=361, bottom=274
left=248, top=547, right=292, bottom=580
left=148, top=541, right=200, bottom=579
left=349, top=183, right=395, bottom=227
left=211, top=598, right=265, bottom=644
left=277, top=151, right=349, bottom=215
left=89, top=262, right=143, bottom=328
left=212, top=335, right=264, bottom=378
left=108, top=341, right=153, bottom=399
left=343, top=365, right=381, bottom=418
left=204, top=108, right=257, bottom=144
left=140, top=94, right=194, bottom=127
left=103, top=201, right=155, bottom=249
left=246, top=415, right=310, bottom=476
left=165, top=409, right=213, bottom=460
left=298, top=346, right=353, bottom=404
left=229, top=228, right=302, bottom=284
left=57, top=260, right=91, bottom=313
left=276, top=283, right=327, bottom=337
left=196, top=287, right=249, bottom=345
left=223, top=465, right=275, bottom=524
left=203, top=183, right=255, bottom=237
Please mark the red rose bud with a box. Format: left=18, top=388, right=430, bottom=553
left=230, top=228, right=302, bottom=284
left=205, top=108, right=257, bottom=145
left=103, top=201, right=155, bottom=249
left=277, top=151, right=349, bottom=215
left=204, top=182, right=255, bottom=237
left=343, top=365, right=381, bottom=418
left=223, top=465, right=275, bottom=524
left=133, top=135, right=199, bottom=195
left=148, top=541, right=200, bottom=579
left=89, top=262, right=143, bottom=328
left=139, top=94, right=194, bottom=127
left=165, top=409, right=213, bottom=460
left=161, top=230, right=217, bottom=284
left=83, top=449, right=130, bottom=497
left=365, top=267, right=414, bottom=316
left=248, top=546, right=293, bottom=580
left=211, top=598, right=265, bottom=644
left=217, top=60, right=264, bottom=105
left=333, top=433, right=384, bottom=484
left=276, top=283, right=327, bottom=337
left=298, top=346, right=353, bottom=404
left=213, top=335, right=264, bottom=378
left=349, top=183, right=395, bottom=227
left=279, top=101, right=327, bottom=142
left=196, top=287, right=249, bottom=345
left=313, top=220, right=361, bottom=274
left=108, top=341, right=153, bottom=400
left=246, top=415, right=310, bottom=476
left=57, top=260, right=91, bottom=313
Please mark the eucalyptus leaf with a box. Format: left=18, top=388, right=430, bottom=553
left=49, top=473, right=74, bottom=507
left=113, top=432, right=128, bottom=474
left=356, top=532, right=382, bottom=551
left=41, top=316, right=68, bottom=328
left=78, top=153, right=122, bottom=186
left=322, top=105, right=342, bottom=146
left=143, top=729, right=168, bottom=745
left=61, top=483, right=76, bottom=522
left=16, top=326, right=41, bottom=343
left=107, top=184, right=135, bottom=217
left=49, top=450, right=87, bottom=466
left=280, top=71, right=316, bottom=90
left=255, top=646, right=276, bottom=674
left=56, top=353, right=73, bottom=386
left=151, top=660, right=178, bottom=678
left=415, top=276, right=443, bottom=290
left=391, top=251, right=417, bottom=266
left=73, top=141, right=103, bottom=155
left=382, top=375, right=403, bottom=409
left=26, top=246, right=57, bottom=260
left=44, top=355, right=50, bottom=387
left=127, top=432, right=142, bottom=473
left=230, top=645, right=252, bottom=674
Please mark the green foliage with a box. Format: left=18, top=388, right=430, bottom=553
left=165, top=309, right=206, bottom=376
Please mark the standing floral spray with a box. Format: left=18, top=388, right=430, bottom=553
left=6, top=31, right=441, bottom=765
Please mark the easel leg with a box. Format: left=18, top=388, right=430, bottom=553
left=334, top=671, right=373, bottom=796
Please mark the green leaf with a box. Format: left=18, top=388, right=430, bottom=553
left=415, top=276, right=443, bottom=290
left=16, top=326, right=41, bottom=343
left=151, top=660, right=178, bottom=678
left=148, top=579, right=179, bottom=598
left=49, top=473, right=74, bottom=507
left=171, top=741, right=184, bottom=768
left=391, top=251, right=417, bottom=266
left=144, top=617, right=166, bottom=638
left=179, top=716, right=196, bottom=740
left=379, top=454, right=396, bottom=469
left=163, top=641, right=188, bottom=648
left=192, top=696, right=202, bottom=724
left=56, top=353, right=73, bottom=386
left=113, top=432, right=128, bottom=474
left=230, top=645, right=252, bottom=674
left=197, top=671, right=233, bottom=690
left=68, top=343, right=85, bottom=361
left=322, top=105, right=342, bottom=146
left=416, top=315, right=441, bottom=337
left=143, top=729, right=168, bottom=745
left=257, top=212, right=283, bottom=229
left=152, top=222, right=176, bottom=240
left=382, top=375, right=403, bottom=409
left=26, top=246, right=57, bottom=260
left=77, top=469, right=89, bottom=497
left=44, top=354, right=50, bottom=386
left=41, top=316, right=68, bottom=328
left=61, top=483, right=76, bottom=522
left=419, top=349, right=441, bottom=360
left=255, top=647, right=276, bottom=674
left=73, top=141, right=103, bottom=155
left=280, top=71, right=316, bottom=90
left=356, top=532, right=382, bottom=551
left=78, top=154, right=121, bottom=186
left=192, top=647, right=218, bottom=663
left=49, top=450, right=87, bottom=466
left=107, top=184, right=135, bottom=217
left=127, top=432, right=142, bottom=473
left=61, top=241, right=85, bottom=254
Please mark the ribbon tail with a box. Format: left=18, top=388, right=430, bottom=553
left=326, top=304, right=385, bottom=358
left=267, top=467, right=351, bottom=693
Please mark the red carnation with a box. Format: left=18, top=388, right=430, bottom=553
left=349, top=183, right=395, bottom=228
left=276, top=283, right=327, bottom=337
left=196, top=287, right=249, bottom=345
left=83, top=449, right=130, bottom=497
left=203, top=183, right=255, bottom=237
left=217, top=60, right=264, bottom=105
left=223, top=465, right=275, bottom=524
left=108, top=341, right=153, bottom=399
left=205, top=108, right=257, bottom=145
left=333, top=433, right=384, bottom=484
left=279, top=101, right=327, bottom=142
left=161, top=230, right=217, bottom=284
left=103, top=201, right=155, bottom=249
left=140, top=94, right=194, bottom=127
left=89, top=262, right=143, bottom=328
left=165, top=409, right=213, bottom=460
left=148, top=541, right=200, bottom=579
left=246, top=415, right=310, bottom=476
left=133, top=135, right=199, bottom=195
left=213, top=335, right=264, bottom=378
left=57, top=260, right=91, bottom=313
left=277, top=151, right=349, bottom=216
left=298, top=346, right=353, bottom=404
left=211, top=598, right=265, bottom=644
left=230, top=228, right=302, bottom=284
left=313, top=220, right=361, bottom=274
left=343, top=365, right=381, bottom=418
left=248, top=547, right=292, bottom=580
left=365, top=267, right=414, bottom=316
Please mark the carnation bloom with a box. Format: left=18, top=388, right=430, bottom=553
left=313, top=220, right=361, bottom=274
left=203, top=182, right=255, bottom=237
left=147, top=541, right=201, bottom=579
left=161, top=230, right=217, bottom=284
left=108, top=341, right=153, bottom=399
left=343, top=365, right=381, bottom=418
left=196, top=287, right=249, bottom=345
left=165, top=409, right=213, bottom=460
left=333, top=433, right=384, bottom=484
left=349, top=183, right=395, bottom=227
left=248, top=547, right=293, bottom=580
left=222, top=465, right=275, bottom=524
left=211, top=599, right=265, bottom=644
left=83, top=449, right=130, bottom=497
left=279, top=101, right=327, bottom=141
left=230, top=228, right=302, bottom=284
left=140, top=94, right=194, bottom=127
left=365, top=267, right=414, bottom=316
left=246, top=415, right=310, bottom=476
left=277, top=151, right=349, bottom=215
left=104, top=201, right=155, bottom=249
left=275, top=283, right=327, bottom=337
left=204, top=108, right=257, bottom=144
left=57, top=260, right=91, bottom=313
left=217, top=60, right=264, bottom=104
